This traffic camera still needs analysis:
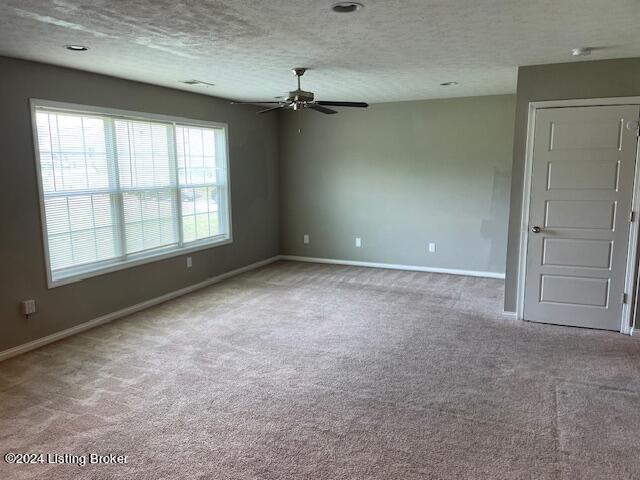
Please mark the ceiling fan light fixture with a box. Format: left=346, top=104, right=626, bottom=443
left=331, top=2, right=364, bottom=13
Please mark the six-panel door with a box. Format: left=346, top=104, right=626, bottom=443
left=524, top=105, right=640, bottom=330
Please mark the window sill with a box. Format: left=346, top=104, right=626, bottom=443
left=48, top=236, right=232, bottom=289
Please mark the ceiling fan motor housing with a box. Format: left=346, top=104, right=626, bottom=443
left=288, top=90, right=314, bottom=102
left=287, top=89, right=314, bottom=109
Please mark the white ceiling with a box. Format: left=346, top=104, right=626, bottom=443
left=0, top=0, right=639, bottom=103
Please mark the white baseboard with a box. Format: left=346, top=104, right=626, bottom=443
left=502, top=311, right=518, bottom=320
left=622, top=324, right=635, bottom=336
left=279, top=255, right=506, bottom=279
left=0, top=256, right=280, bottom=362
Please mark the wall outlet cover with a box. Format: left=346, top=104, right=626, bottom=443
left=186, top=257, right=193, bottom=268
left=429, top=243, right=436, bottom=253
left=355, top=237, right=362, bottom=248
left=21, top=299, right=36, bottom=317
left=303, top=234, right=310, bottom=244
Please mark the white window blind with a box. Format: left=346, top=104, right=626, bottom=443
left=32, top=102, right=231, bottom=287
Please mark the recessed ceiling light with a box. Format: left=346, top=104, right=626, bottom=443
left=571, top=47, right=593, bottom=56
left=65, top=45, right=88, bottom=51
left=440, top=81, right=459, bottom=86
left=331, top=2, right=364, bottom=13
left=181, top=79, right=215, bottom=87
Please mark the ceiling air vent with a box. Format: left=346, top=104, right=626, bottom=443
left=181, top=80, right=215, bottom=87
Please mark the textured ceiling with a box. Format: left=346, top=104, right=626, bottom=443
left=0, top=0, right=639, bottom=103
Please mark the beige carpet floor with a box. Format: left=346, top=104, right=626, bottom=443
left=1, top=260, right=640, bottom=479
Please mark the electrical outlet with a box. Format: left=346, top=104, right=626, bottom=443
left=428, top=243, right=436, bottom=253
left=303, top=234, right=310, bottom=244
left=355, top=237, right=362, bottom=248
left=186, top=256, right=193, bottom=268
left=21, top=299, right=36, bottom=319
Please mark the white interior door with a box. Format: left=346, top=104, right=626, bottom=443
left=524, top=105, right=640, bottom=330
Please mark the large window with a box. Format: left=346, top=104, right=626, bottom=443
left=32, top=100, right=231, bottom=287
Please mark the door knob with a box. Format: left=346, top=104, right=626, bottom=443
left=531, top=226, right=542, bottom=233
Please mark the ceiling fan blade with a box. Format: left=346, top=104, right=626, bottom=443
left=230, top=101, right=282, bottom=105
left=257, top=105, right=286, bottom=114
left=316, top=101, right=369, bottom=108
left=309, top=104, right=338, bottom=115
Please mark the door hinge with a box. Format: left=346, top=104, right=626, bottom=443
left=630, top=211, right=635, bottom=223
left=623, top=293, right=628, bottom=304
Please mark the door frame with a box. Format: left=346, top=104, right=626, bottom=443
left=516, top=97, right=640, bottom=334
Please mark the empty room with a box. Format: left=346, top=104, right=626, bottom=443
left=1, top=1, right=640, bottom=478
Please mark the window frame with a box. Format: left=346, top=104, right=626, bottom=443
left=30, top=99, right=233, bottom=289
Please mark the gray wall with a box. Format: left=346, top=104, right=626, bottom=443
left=280, top=95, right=516, bottom=274
left=504, top=58, right=640, bottom=312
left=0, top=57, right=280, bottom=352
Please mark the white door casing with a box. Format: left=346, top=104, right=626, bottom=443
left=523, top=104, right=640, bottom=330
